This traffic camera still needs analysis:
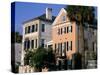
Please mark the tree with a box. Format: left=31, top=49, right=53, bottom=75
left=11, top=32, right=22, bottom=43
left=25, top=47, right=56, bottom=72
left=65, top=5, right=96, bottom=68
left=47, top=47, right=56, bottom=70
left=24, top=50, right=34, bottom=65
left=29, top=47, right=48, bottom=71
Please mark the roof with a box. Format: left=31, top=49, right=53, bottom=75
left=23, top=14, right=56, bottom=24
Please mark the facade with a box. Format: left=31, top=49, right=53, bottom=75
left=52, top=8, right=78, bottom=69
left=20, top=7, right=97, bottom=73
left=21, top=8, right=55, bottom=66
left=52, top=8, right=97, bottom=69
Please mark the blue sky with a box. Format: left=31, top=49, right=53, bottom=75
left=14, top=2, right=66, bottom=34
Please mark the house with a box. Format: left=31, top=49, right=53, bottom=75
left=21, top=8, right=56, bottom=66
left=52, top=8, right=97, bottom=69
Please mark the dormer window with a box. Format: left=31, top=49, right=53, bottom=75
left=62, top=16, right=66, bottom=22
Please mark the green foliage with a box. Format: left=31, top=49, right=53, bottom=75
left=11, top=32, right=22, bottom=43
left=66, top=5, right=96, bottom=25
left=24, top=50, right=34, bottom=65
left=29, top=47, right=47, bottom=68
left=24, top=47, right=55, bottom=71
left=15, top=32, right=22, bottom=43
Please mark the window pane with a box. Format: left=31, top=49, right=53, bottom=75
left=32, top=25, right=35, bottom=32
left=27, top=40, right=30, bottom=49
left=41, top=39, right=45, bottom=47
left=69, top=26, right=72, bottom=32
left=25, top=27, right=27, bottom=34
left=64, top=27, right=66, bottom=33
left=28, top=26, right=30, bottom=33
left=55, top=43, right=56, bottom=52
left=58, top=43, right=60, bottom=54
left=60, top=43, right=62, bottom=56
left=62, top=16, right=66, bottom=21
left=35, top=39, right=37, bottom=48
left=64, top=42, right=66, bottom=56
left=67, top=27, right=69, bottom=33
left=71, top=41, right=72, bottom=50
left=67, top=41, right=68, bottom=51
left=24, top=41, right=26, bottom=50
left=31, top=40, right=34, bottom=48
left=42, top=24, right=45, bottom=32
left=35, top=24, right=38, bottom=32
left=71, top=26, right=72, bottom=32
left=61, top=28, right=63, bottom=34
left=58, top=28, right=60, bottom=35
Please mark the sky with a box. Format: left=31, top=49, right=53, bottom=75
left=14, top=2, right=66, bottom=34
left=13, top=2, right=97, bottom=35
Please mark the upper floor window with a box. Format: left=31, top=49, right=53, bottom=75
left=25, top=27, right=28, bottom=34
left=35, top=24, right=38, bottom=32
left=64, top=27, right=67, bottom=33
left=42, top=24, right=45, bottom=32
left=58, top=28, right=60, bottom=35
left=67, top=41, right=68, bottom=51
left=67, top=27, right=69, bottom=33
left=69, top=26, right=72, bottom=32
left=32, top=25, right=35, bottom=32
left=62, top=16, right=66, bottom=22
left=28, top=26, right=30, bottom=33
left=61, top=28, right=63, bottom=34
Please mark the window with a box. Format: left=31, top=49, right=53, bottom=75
left=71, top=41, right=72, bottom=50
left=24, top=41, right=27, bottom=49
left=60, top=43, right=62, bottom=56
left=67, top=27, right=69, bottom=33
left=62, top=43, right=65, bottom=56
left=64, top=27, right=67, bottom=33
left=58, top=43, right=60, bottom=54
left=62, top=16, right=66, bottom=22
left=69, top=26, right=72, bottom=32
left=35, top=39, right=37, bottom=48
left=61, top=28, right=63, bottom=34
left=25, top=27, right=28, bottom=34
left=28, top=26, right=30, bottom=33
left=64, top=42, right=66, bottom=56
left=55, top=44, right=57, bottom=52
left=58, top=28, right=60, bottom=35
left=69, top=41, right=72, bottom=50
left=31, top=40, right=34, bottom=49
left=32, top=25, right=35, bottom=32
left=27, top=40, right=30, bottom=49
left=67, top=41, right=68, bottom=51
left=41, top=39, right=45, bottom=47
left=71, top=26, right=72, bottom=32
left=35, top=24, right=38, bottom=32
left=64, top=42, right=66, bottom=50
left=42, top=24, right=45, bottom=32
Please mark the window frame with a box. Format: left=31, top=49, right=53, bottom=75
left=42, top=24, right=45, bottom=32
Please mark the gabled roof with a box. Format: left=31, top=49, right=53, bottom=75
left=52, top=8, right=67, bottom=26
left=23, top=14, right=56, bottom=24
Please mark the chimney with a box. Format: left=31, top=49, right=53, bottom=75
left=46, top=8, right=52, bottom=20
